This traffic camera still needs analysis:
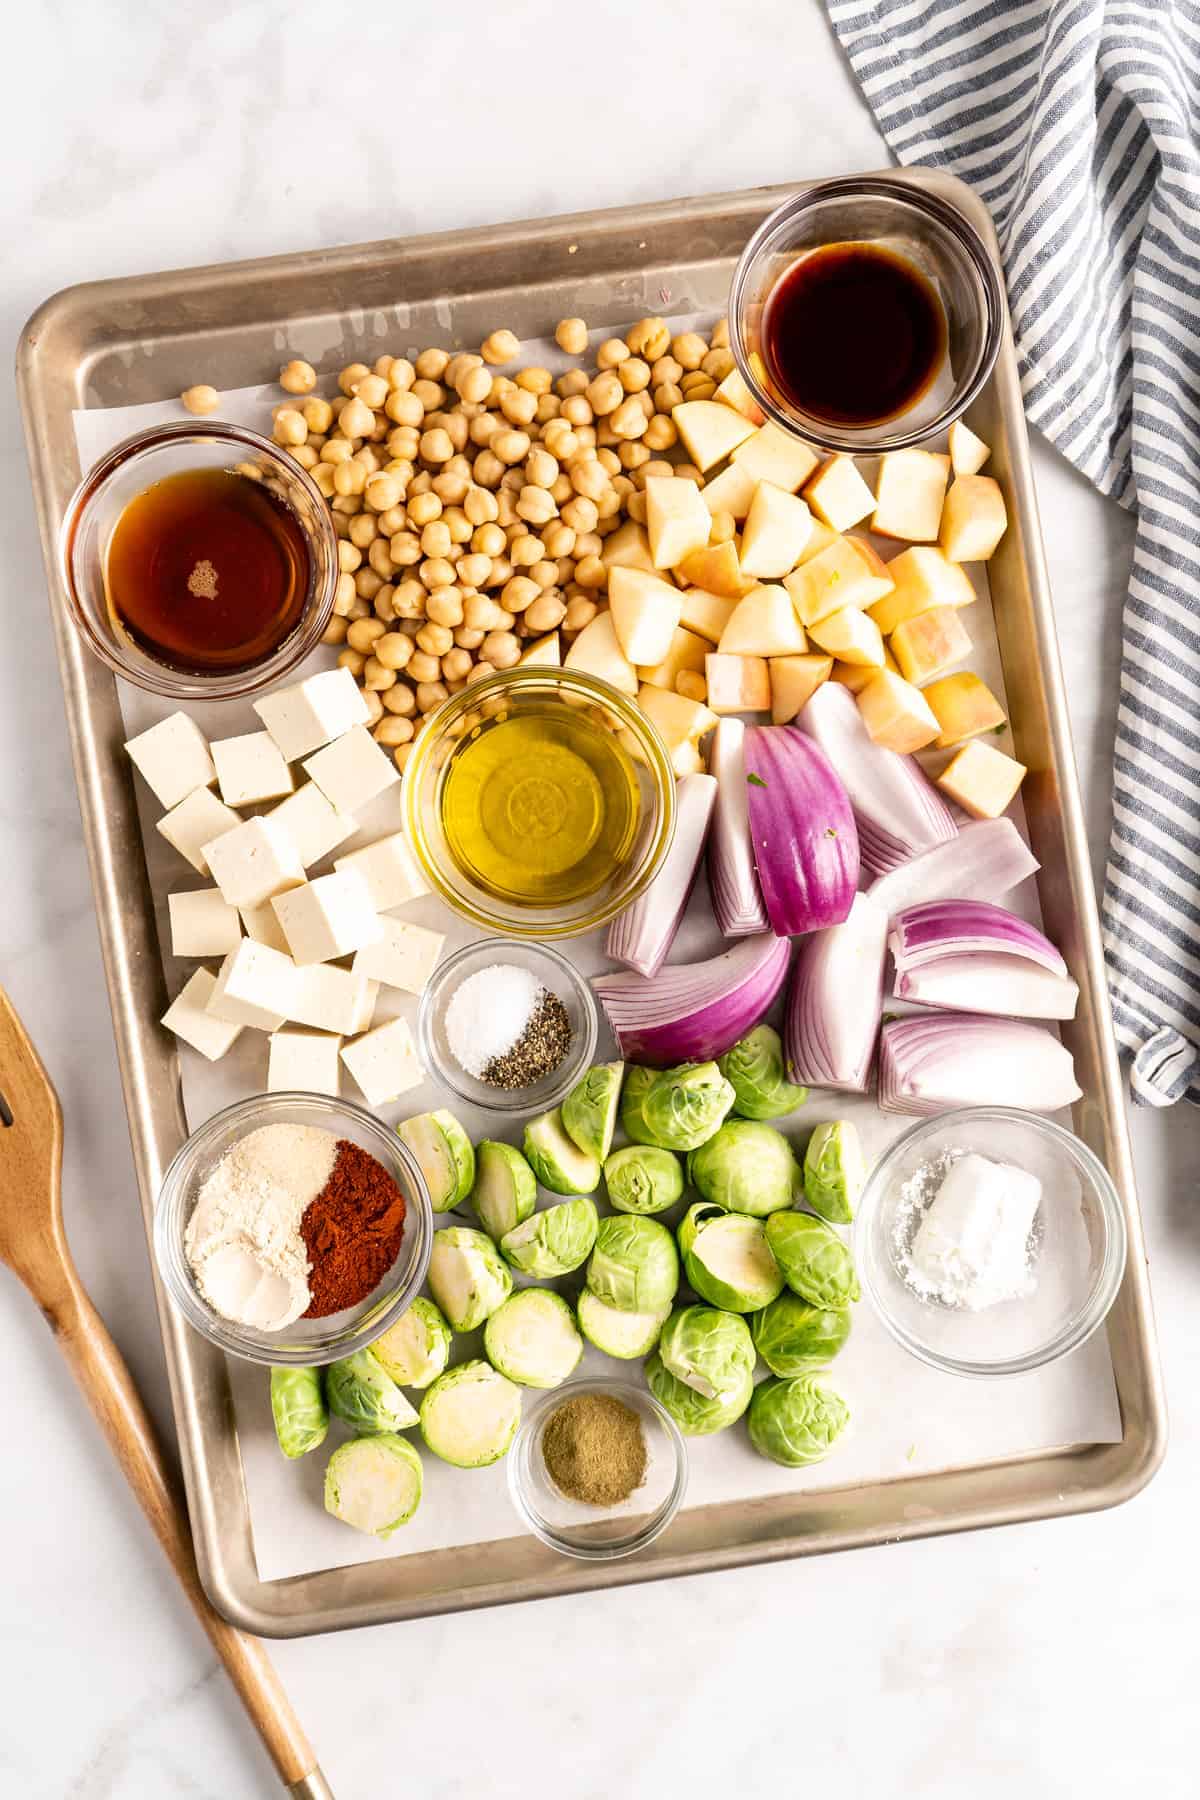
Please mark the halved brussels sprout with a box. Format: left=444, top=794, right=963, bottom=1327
left=619, top=1065, right=658, bottom=1146
left=678, top=1203, right=784, bottom=1313
left=603, top=1144, right=684, bottom=1216
left=687, top=1120, right=800, bottom=1217
left=471, top=1139, right=537, bottom=1241
left=561, top=1061, right=624, bottom=1161
left=500, top=1197, right=598, bottom=1277
left=369, top=1296, right=452, bottom=1390
left=576, top=1290, right=668, bottom=1360
left=748, top=1373, right=850, bottom=1467
left=523, top=1108, right=602, bottom=1195
left=718, top=1025, right=809, bottom=1121
left=324, top=1433, right=423, bottom=1536
left=419, top=1359, right=522, bottom=1468
left=639, top=1062, right=736, bottom=1152
left=269, top=1366, right=328, bottom=1459
left=483, top=1288, right=583, bottom=1388
left=645, top=1349, right=754, bottom=1436
left=750, top=1292, right=851, bottom=1376
left=658, top=1305, right=756, bottom=1403
left=398, top=1108, right=475, bottom=1211
left=586, top=1214, right=679, bottom=1314
left=427, top=1225, right=513, bottom=1331
left=764, top=1211, right=860, bottom=1310
left=326, top=1350, right=419, bottom=1434
left=803, top=1120, right=866, bottom=1225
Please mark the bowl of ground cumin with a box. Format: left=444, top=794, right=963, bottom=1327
left=507, top=1378, right=687, bottom=1560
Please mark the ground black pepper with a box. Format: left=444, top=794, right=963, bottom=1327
left=482, top=990, right=572, bottom=1090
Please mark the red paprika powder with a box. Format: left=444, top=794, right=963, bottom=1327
left=300, top=1139, right=407, bottom=1318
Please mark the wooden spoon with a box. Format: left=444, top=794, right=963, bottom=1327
left=0, top=982, right=333, bottom=1798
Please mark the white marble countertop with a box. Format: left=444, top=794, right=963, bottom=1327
left=1, top=5, right=1196, bottom=1796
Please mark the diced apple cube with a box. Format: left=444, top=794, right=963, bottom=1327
left=564, top=610, right=638, bottom=694
left=803, top=455, right=876, bottom=531
left=600, top=519, right=656, bottom=574
left=738, top=483, right=814, bottom=579
left=637, top=683, right=718, bottom=748
left=871, top=449, right=951, bottom=541
left=730, top=422, right=820, bottom=493
left=890, top=605, right=973, bottom=684
left=785, top=536, right=894, bottom=627
left=675, top=540, right=754, bottom=599
left=678, top=586, right=738, bottom=644
left=868, top=546, right=976, bottom=634
left=717, top=585, right=808, bottom=656
left=670, top=738, right=706, bottom=778
left=831, top=645, right=899, bottom=692
left=923, top=672, right=1007, bottom=748
left=518, top=631, right=561, bottom=666
left=672, top=400, right=757, bottom=473
left=704, top=654, right=771, bottom=714
left=713, top=367, right=765, bottom=424
left=807, top=607, right=885, bottom=667
left=856, top=670, right=941, bottom=753
left=607, top=566, right=684, bottom=664
left=792, top=517, right=840, bottom=566
left=769, top=654, right=833, bottom=724
left=645, top=476, right=711, bottom=569
left=638, top=626, right=710, bottom=691
left=948, top=418, right=991, bottom=476
left=700, top=460, right=758, bottom=521
left=937, top=739, right=1026, bottom=817
left=940, top=475, right=1008, bottom=561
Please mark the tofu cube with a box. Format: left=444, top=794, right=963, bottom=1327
left=206, top=940, right=299, bottom=1031
left=290, top=964, right=378, bottom=1036
left=161, top=968, right=243, bottom=1062
left=341, top=1017, right=424, bottom=1107
left=239, top=901, right=291, bottom=954
left=204, top=815, right=306, bottom=909
left=804, top=456, right=876, bottom=532
left=167, top=888, right=242, bottom=959
left=351, top=978, right=380, bottom=1036
left=704, top=653, right=771, bottom=714
left=353, top=917, right=446, bottom=995
left=267, top=1028, right=342, bottom=1096
left=267, top=781, right=358, bottom=870
left=937, top=739, right=1027, bottom=818
left=334, top=832, right=429, bottom=911
left=871, top=449, right=951, bottom=542
left=303, top=725, right=401, bottom=816
left=125, top=712, right=216, bottom=810
left=939, top=476, right=1009, bottom=562
left=210, top=731, right=295, bottom=808
left=271, top=871, right=382, bottom=965
left=156, top=788, right=242, bottom=875
left=253, top=667, right=370, bottom=762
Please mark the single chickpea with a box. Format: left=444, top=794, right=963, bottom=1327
left=600, top=336, right=635, bottom=370
left=473, top=521, right=506, bottom=557
left=708, top=510, right=737, bottom=545
left=181, top=384, right=219, bottom=415
left=353, top=444, right=381, bottom=475
left=364, top=471, right=403, bottom=513
left=415, top=620, right=454, bottom=657
left=388, top=532, right=422, bottom=569
left=525, top=593, right=568, bottom=633
left=383, top=681, right=417, bottom=716
left=556, top=368, right=590, bottom=398
left=375, top=631, right=415, bottom=672
left=491, top=428, right=531, bottom=466
left=415, top=347, right=449, bottom=380
left=481, top=328, right=520, bottom=365
left=374, top=585, right=397, bottom=622
left=464, top=484, right=499, bottom=526
left=625, top=316, right=671, bottom=360
left=455, top=625, right=486, bottom=650
left=680, top=372, right=717, bottom=401
left=711, top=318, right=731, bottom=349
left=353, top=373, right=388, bottom=410
left=406, top=490, right=443, bottom=528
left=355, top=568, right=384, bottom=601
left=271, top=408, right=307, bottom=447
left=337, top=647, right=366, bottom=677
left=392, top=743, right=415, bottom=773
left=279, top=358, right=317, bottom=395
left=385, top=357, right=414, bottom=391
left=573, top=530, right=603, bottom=559
left=375, top=504, right=408, bottom=538
left=290, top=443, right=319, bottom=469
left=702, top=347, right=735, bottom=381
left=420, top=557, right=457, bottom=592
left=361, top=656, right=396, bottom=691
left=555, top=317, right=589, bottom=355
left=338, top=362, right=370, bottom=396
left=347, top=596, right=371, bottom=618
left=331, top=459, right=365, bottom=499
left=464, top=593, right=503, bottom=631
left=408, top=469, right=433, bottom=497
left=392, top=578, right=426, bottom=618
left=500, top=575, right=539, bottom=614
left=516, top=485, right=557, bottom=526
left=457, top=551, right=493, bottom=588
left=331, top=493, right=363, bottom=516
left=440, top=647, right=473, bottom=683
left=595, top=487, right=621, bottom=522
left=671, top=332, right=708, bottom=372
left=562, top=596, right=598, bottom=634
left=375, top=715, right=415, bottom=748
left=432, top=467, right=470, bottom=504
left=426, top=586, right=465, bottom=628
left=416, top=680, right=450, bottom=713
left=473, top=448, right=505, bottom=488
left=482, top=630, right=521, bottom=669
left=541, top=521, right=576, bottom=559
left=617, top=356, right=651, bottom=394
left=442, top=505, right=472, bottom=545
left=499, top=387, right=537, bottom=427
left=464, top=662, right=497, bottom=688
left=574, top=554, right=607, bottom=590
left=542, top=420, right=578, bottom=462
left=495, top=491, right=518, bottom=529
left=419, top=520, right=453, bottom=560
left=536, top=394, right=562, bottom=425
left=574, top=423, right=597, bottom=449
left=360, top=688, right=385, bottom=726
left=387, top=425, right=420, bottom=463
left=338, top=396, right=374, bottom=439
left=333, top=571, right=358, bottom=616
left=585, top=370, right=623, bottom=416
left=569, top=456, right=609, bottom=502
left=644, top=414, right=678, bottom=452
left=417, top=427, right=452, bottom=465
left=406, top=650, right=440, bottom=685
left=608, top=396, right=647, bottom=439
left=407, top=379, right=442, bottom=412
left=528, top=559, right=559, bottom=590
left=524, top=446, right=558, bottom=490
left=310, top=462, right=336, bottom=497
left=516, top=365, right=553, bottom=396
left=455, top=363, right=492, bottom=405
left=386, top=389, right=424, bottom=428
left=651, top=355, right=683, bottom=387
left=653, top=381, right=683, bottom=414
left=560, top=395, right=593, bottom=430
left=561, top=495, right=600, bottom=535
left=627, top=491, right=647, bottom=524
left=618, top=440, right=651, bottom=472
left=368, top=538, right=394, bottom=579
left=321, top=616, right=349, bottom=646
left=508, top=533, right=541, bottom=568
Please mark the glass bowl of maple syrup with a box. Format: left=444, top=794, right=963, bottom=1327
left=729, top=176, right=1005, bottom=454
left=58, top=420, right=338, bottom=698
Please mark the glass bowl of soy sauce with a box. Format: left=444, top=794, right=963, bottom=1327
left=729, top=176, right=1005, bottom=454
left=59, top=420, right=339, bottom=698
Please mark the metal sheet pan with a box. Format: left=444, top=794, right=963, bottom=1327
left=16, top=171, right=1166, bottom=1638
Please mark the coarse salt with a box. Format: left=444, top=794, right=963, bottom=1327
left=444, top=963, right=543, bottom=1078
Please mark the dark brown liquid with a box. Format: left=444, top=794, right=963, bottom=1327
left=763, top=241, right=946, bottom=427
left=106, top=468, right=310, bottom=674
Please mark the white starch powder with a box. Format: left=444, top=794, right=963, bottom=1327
left=894, top=1149, right=1043, bottom=1311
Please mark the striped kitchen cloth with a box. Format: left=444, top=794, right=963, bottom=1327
left=825, top=0, right=1200, bottom=1106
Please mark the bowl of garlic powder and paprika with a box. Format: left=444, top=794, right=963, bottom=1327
left=154, top=1092, right=433, bottom=1366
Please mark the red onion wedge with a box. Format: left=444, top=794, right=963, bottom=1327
left=593, top=932, right=791, bottom=1068
left=878, top=1015, right=1082, bottom=1115
left=707, top=719, right=770, bottom=937
left=890, top=900, right=1068, bottom=977
left=605, top=773, right=717, bottom=978
left=743, top=725, right=858, bottom=937
left=796, top=682, right=956, bottom=877
left=867, top=819, right=1039, bottom=918
left=785, top=891, right=887, bottom=1092
left=894, top=955, right=1079, bottom=1020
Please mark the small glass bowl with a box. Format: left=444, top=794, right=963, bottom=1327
left=402, top=665, right=676, bottom=939
left=508, top=1378, right=688, bottom=1561
left=58, top=420, right=338, bottom=698
left=856, top=1108, right=1127, bottom=1378
left=730, top=176, right=1005, bottom=453
left=418, top=937, right=598, bottom=1115
left=153, top=1092, right=433, bottom=1367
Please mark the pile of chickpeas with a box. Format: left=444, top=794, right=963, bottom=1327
left=207, top=315, right=734, bottom=769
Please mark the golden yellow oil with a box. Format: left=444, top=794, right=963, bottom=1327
left=439, top=705, right=640, bottom=905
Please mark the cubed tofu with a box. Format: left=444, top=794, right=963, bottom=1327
left=606, top=567, right=683, bottom=666
left=156, top=788, right=242, bottom=876
left=867, top=546, right=976, bottom=635
left=267, top=1028, right=343, bottom=1096
left=939, top=475, right=1008, bottom=561
left=784, top=536, right=894, bottom=627
left=289, top=964, right=378, bottom=1036
left=803, top=455, right=876, bottom=532
left=518, top=632, right=560, bottom=667
left=806, top=607, right=886, bottom=667
left=856, top=669, right=941, bottom=753
left=890, top=605, right=973, bottom=684
left=125, top=712, right=215, bottom=810
left=351, top=978, right=380, bottom=1036
left=161, top=968, right=244, bottom=1062
left=204, top=815, right=306, bottom=909
left=871, top=449, right=951, bottom=542
left=713, top=367, right=765, bottom=424
left=678, top=586, right=739, bottom=644
left=739, top=483, right=814, bottom=579
left=637, top=683, right=718, bottom=747
left=923, top=672, right=1007, bottom=748
left=167, top=888, right=242, bottom=959
left=645, top=476, right=711, bottom=569
left=672, top=400, right=757, bottom=472
left=717, top=586, right=808, bottom=656
left=210, top=730, right=295, bottom=808
left=600, top=519, right=656, bottom=574
left=253, top=667, right=370, bottom=762
left=341, top=1016, right=424, bottom=1107
left=730, top=422, right=820, bottom=493
left=948, top=418, right=991, bottom=476
left=937, top=739, right=1026, bottom=818
left=267, top=781, right=358, bottom=870
left=637, top=626, right=710, bottom=692
left=700, top=460, right=758, bottom=521
left=352, top=916, right=446, bottom=994
left=303, top=725, right=401, bottom=816
left=271, top=871, right=382, bottom=966
left=768, top=654, right=834, bottom=725
left=240, top=900, right=291, bottom=954
left=704, top=654, right=771, bottom=714
left=564, top=609, right=639, bottom=694
left=206, top=940, right=299, bottom=1032
left=334, top=832, right=429, bottom=912
left=675, top=541, right=754, bottom=600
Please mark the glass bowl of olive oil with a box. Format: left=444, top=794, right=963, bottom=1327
left=403, top=667, right=677, bottom=939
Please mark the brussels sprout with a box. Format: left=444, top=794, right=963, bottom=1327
left=645, top=1349, right=754, bottom=1436
left=324, top=1433, right=423, bottom=1536
left=269, top=1366, right=328, bottom=1459
left=750, top=1292, right=852, bottom=1376
left=326, top=1350, right=419, bottom=1435
left=523, top=1108, right=602, bottom=1195
left=687, top=1120, right=800, bottom=1217
left=483, top=1288, right=583, bottom=1388
left=419, top=1359, right=522, bottom=1468
left=398, top=1108, right=475, bottom=1212
left=471, top=1140, right=537, bottom=1241
left=500, top=1197, right=599, bottom=1277
left=718, top=1025, right=810, bottom=1121
left=678, top=1203, right=784, bottom=1313
left=748, top=1374, right=850, bottom=1467
left=619, top=1065, right=658, bottom=1145
left=428, top=1226, right=513, bottom=1331
left=561, top=1060, right=624, bottom=1161
left=369, top=1297, right=452, bottom=1390
left=804, top=1120, right=866, bottom=1225
left=604, top=1144, right=684, bottom=1215
left=639, top=1062, right=736, bottom=1152
left=576, top=1290, right=668, bottom=1360
left=586, top=1214, right=679, bottom=1314
left=659, top=1305, right=756, bottom=1403
left=764, top=1211, right=860, bottom=1309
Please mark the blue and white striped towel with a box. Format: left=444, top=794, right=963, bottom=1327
left=826, top=0, right=1200, bottom=1106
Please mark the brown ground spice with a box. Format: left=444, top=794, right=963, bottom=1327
left=541, top=1392, right=647, bottom=1506
left=300, top=1139, right=406, bottom=1318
